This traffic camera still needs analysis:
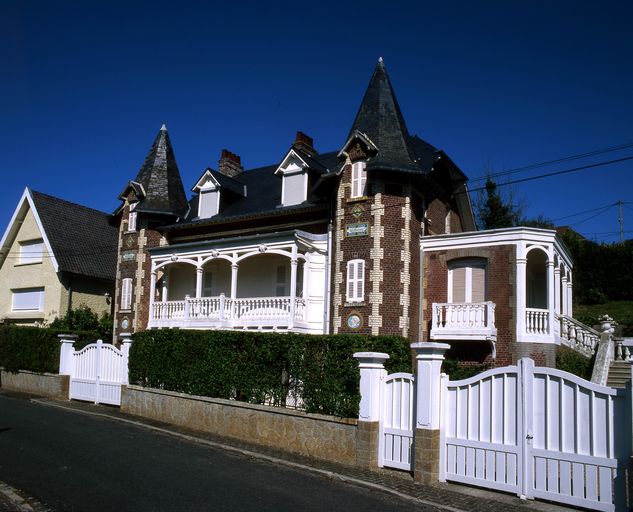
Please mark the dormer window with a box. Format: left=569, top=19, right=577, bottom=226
left=275, top=150, right=309, bottom=207
left=193, top=171, right=222, bottom=219
left=351, top=161, right=367, bottom=198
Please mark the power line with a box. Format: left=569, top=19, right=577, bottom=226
left=469, top=141, right=633, bottom=183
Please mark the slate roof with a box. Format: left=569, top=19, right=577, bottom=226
left=126, top=126, right=189, bottom=218
left=31, top=190, right=118, bottom=281
left=172, top=150, right=340, bottom=228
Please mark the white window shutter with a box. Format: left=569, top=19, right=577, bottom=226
left=121, top=278, right=132, bottom=310
left=347, top=259, right=365, bottom=302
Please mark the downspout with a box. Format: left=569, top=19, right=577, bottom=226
left=66, top=273, right=73, bottom=313
left=418, top=239, right=423, bottom=342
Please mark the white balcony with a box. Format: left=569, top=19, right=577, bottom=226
left=150, top=294, right=308, bottom=331
left=430, top=301, right=497, bottom=341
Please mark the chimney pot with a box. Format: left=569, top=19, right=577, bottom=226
left=293, top=131, right=316, bottom=156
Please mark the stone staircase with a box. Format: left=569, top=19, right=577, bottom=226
left=607, top=361, right=631, bottom=388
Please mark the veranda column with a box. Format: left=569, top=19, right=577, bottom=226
left=195, top=267, right=203, bottom=298
left=516, top=243, right=527, bottom=342
left=547, top=250, right=556, bottom=337
left=554, top=265, right=561, bottom=316
left=288, top=246, right=298, bottom=330
left=567, top=271, right=573, bottom=317
left=411, top=342, right=450, bottom=484
left=353, top=352, right=389, bottom=469
left=161, top=269, right=169, bottom=302
left=230, top=262, right=238, bottom=320
left=561, top=271, right=568, bottom=318
left=149, top=270, right=157, bottom=324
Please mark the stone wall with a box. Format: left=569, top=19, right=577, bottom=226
left=121, top=385, right=358, bottom=466
left=0, top=370, right=69, bottom=400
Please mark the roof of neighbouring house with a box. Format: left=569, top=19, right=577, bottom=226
left=121, top=125, right=189, bottom=218
left=30, top=190, right=119, bottom=281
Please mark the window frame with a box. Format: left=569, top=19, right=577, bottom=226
left=350, top=161, right=367, bottom=198
left=18, top=239, right=44, bottom=265
left=346, top=259, right=365, bottom=303
left=447, top=258, right=487, bottom=303
left=11, top=287, right=45, bottom=311
left=121, top=278, right=133, bottom=311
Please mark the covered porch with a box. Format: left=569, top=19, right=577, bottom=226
left=147, top=230, right=328, bottom=334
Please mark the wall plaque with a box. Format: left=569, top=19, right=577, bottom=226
left=122, top=251, right=135, bottom=262
left=346, top=222, right=368, bottom=237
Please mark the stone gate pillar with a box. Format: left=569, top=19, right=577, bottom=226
left=353, top=352, right=389, bottom=469
left=411, top=342, right=450, bottom=484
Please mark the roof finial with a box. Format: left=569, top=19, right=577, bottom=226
left=378, top=56, right=383, bottom=63
left=160, top=123, right=167, bottom=131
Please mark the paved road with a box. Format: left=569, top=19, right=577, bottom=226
left=0, top=394, right=432, bottom=512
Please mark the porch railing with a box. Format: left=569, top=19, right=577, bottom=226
left=525, top=308, right=549, bottom=335
left=430, top=301, right=496, bottom=340
left=559, top=315, right=600, bottom=355
left=150, top=294, right=306, bottom=328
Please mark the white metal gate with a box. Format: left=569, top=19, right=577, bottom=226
left=69, top=340, right=126, bottom=406
left=379, top=372, right=415, bottom=470
left=440, top=358, right=627, bottom=511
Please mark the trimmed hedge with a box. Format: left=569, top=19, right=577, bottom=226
left=556, top=346, right=593, bottom=380
left=129, top=330, right=411, bottom=418
left=0, top=325, right=103, bottom=374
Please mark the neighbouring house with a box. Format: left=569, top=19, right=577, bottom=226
left=111, top=59, right=598, bottom=367
left=0, top=188, right=118, bottom=325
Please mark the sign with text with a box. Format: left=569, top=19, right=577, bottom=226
left=346, top=222, right=369, bottom=237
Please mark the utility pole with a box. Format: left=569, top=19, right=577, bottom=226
left=618, top=200, right=623, bottom=242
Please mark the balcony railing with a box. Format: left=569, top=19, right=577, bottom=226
left=150, top=294, right=307, bottom=330
left=525, top=308, right=549, bottom=335
left=430, top=301, right=496, bottom=341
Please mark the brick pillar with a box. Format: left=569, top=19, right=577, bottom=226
left=410, top=342, right=449, bottom=484
left=353, top=352, right=388, bottom=469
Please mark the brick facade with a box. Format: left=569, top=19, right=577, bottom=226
left=422, top=245, right=516, bottom=365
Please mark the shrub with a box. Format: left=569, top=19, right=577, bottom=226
left=49, top=305, right=112, bottom=341
left=0, top=325, right=103, bottom=374
left=556, top=347, right=593, bottom=380
left=442, top=357, right=490, bottom=381
left=129, top=330, right=411, bottom=418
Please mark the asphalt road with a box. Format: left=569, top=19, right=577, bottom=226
left=0, top=394, right=431, bottom=512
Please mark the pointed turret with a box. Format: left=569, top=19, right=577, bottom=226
left=346, top=58, right=420, bottom=173
left=120, top=125, right=188, bottom=218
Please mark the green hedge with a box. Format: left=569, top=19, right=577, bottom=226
left=556, top=347, right=594, bottom=380
left=129, top=330, right=411, bottom=418
left=0, top=325, right=103, bottom=374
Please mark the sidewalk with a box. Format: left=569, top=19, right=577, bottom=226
left=12, top=393, right=572, bottom=512
left=0, top=482, right=48, bottom=512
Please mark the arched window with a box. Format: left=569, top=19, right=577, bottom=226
left=447, top=258, right=487, bottom=303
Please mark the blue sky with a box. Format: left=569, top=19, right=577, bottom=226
left=1, top=1, right=632, bottom=242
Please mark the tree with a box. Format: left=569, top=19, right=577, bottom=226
left=475, top=178, right=522, bottom=229
left=521, top=214, right=556, bottom=229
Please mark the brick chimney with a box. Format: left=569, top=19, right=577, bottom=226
left=292, top=131, right=317, bottom=157
left=218, top=149, right=243, bottom=177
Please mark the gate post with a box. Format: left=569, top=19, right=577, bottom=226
left=411, top=342, right=450, bottom=484
left=58, top=334, right=77, bottom=376
left=353, top=352, right=389, bottom=469
left=120, top=333, right=133, bottom=385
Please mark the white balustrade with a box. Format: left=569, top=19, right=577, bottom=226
left=525, top=308, right=549, bottom=335
left=431, top=302, right=495, bottom=334
left=149, top=294, right=304, bottom=329
left=559, top=315, right=600, bottom=355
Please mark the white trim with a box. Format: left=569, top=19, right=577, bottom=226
left=0, top=188, right=59, bottom=272
left=192, top=170, right=221, bottom=192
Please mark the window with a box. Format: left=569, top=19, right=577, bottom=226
left=448, top=259, right=486, bottom=303
left=351, top=161, right=367, bottom=198
left=128, top=212, right=137, bottom=232
left=121, top=278, right=133, bottom=310
left=346, top=259, right=365, bottom=302
left=12, top=288, right=44, bottom=311
left=202, top=271, right=213, bottom=297
left=19, top=239, right=43, bottom=265
left=275, top=264, right=288, bottom=296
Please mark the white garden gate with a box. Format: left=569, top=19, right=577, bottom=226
left=379, top=373, right=415, bottom=470
left=440, top=358, right=628, bottom=511
left=60, top=338, right=130, bottom=406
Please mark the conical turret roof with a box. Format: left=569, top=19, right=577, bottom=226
left=125, top=125, right=188, bottom=217
left=347, top=59, right=421, bottom=173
